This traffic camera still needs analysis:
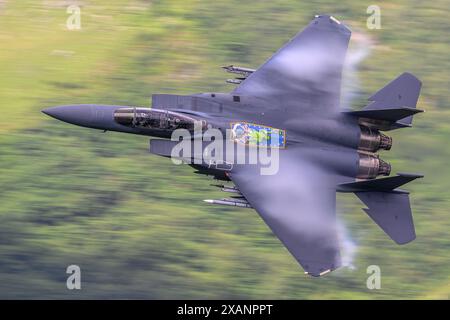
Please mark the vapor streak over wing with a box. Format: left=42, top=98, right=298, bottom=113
left=230, top=148, right=341, bottom=277
left=233, top=15, right=351, bottom=114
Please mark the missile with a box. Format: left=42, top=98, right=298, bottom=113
left=222, top=187, right=241, bottom=194
left=210, top=184, right=241, bottom=194
left=226, top=78, right=243, bottom=84
left=222, top=65, right=255, bottom=76
left=203, top=198, right=252, bottom=208
left=225, top=197, right=249, bottom=203
left=223, top=65, right=254, bottom=84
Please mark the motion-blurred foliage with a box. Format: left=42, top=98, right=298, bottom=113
left=0, top=0, right=448, bottom=299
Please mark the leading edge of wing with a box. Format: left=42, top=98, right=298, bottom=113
left=229, top=149, right=341, bottom=277
left=233, top=15, right=351, bottom=112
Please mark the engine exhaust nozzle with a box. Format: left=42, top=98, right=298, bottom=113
left=358, top=126, right=392, bottom=152
left=357, top=153, right=391, bottom=179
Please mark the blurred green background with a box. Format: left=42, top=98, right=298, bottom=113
left=0, top=0, right=448, bottom=299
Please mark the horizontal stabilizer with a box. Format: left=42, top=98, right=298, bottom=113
left=344, top=73, right=423, bottom=130
left=338, top=173, right=424, bottom=193
left=355, top=192, right=416, bottom=244
left=345, top=107, right=423, bottom=124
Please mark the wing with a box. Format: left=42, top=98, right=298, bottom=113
left=229, top=148, right=341, bottom=276
left=233, top=15, right=351, bottom=113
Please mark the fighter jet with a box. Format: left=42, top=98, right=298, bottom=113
left=42, top=15, right=424, bottom=277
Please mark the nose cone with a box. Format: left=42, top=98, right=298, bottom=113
left=42, top=105, right=94, bottom=127
left=42, top=104, right=138, bottom=133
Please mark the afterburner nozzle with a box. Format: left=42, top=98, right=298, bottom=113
left=357, top=153, right=392, bottom=179
left=378, top=159, right=391, bottom=176
left=379, top=133, right=393, bottom=151
left=358, top=126, right=393, bottom=152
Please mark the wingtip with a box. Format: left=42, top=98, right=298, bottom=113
left=304, top=268, right=334, bottom=277
left=312, top=14, right=351, bottom=34
left=394, top=233, right=416, bottom=245
left=396, top=172, right=424, bottom=179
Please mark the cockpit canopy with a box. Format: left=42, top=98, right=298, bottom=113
left=114, top=107, right=204, bottom=131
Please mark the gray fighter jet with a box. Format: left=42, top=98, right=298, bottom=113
left=43, top=15, right=424, bottom=277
